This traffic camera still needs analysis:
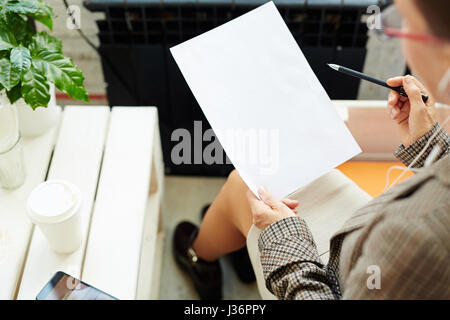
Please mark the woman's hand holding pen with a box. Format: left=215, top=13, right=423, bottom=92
left=387, top=75, right=436, bottom=147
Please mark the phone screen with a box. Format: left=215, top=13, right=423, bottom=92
left=36, top=271, right=118, bottom=300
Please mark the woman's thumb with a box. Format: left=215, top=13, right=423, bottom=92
left=403, top=76, right=424, bottom=109
left=258, top=186, right=279, bottom=207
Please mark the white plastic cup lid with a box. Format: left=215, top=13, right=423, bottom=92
left=27, top=180, right=82, bottom=224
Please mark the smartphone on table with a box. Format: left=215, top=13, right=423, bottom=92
left=36, top=271, right=118, bottom=300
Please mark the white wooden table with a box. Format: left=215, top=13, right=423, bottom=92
left=0, top=106, right=164, bottom=300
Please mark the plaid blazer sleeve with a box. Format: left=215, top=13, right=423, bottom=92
left=394, top=122, right=449, bottom=168
left=258, top=216, right=341, bottom=300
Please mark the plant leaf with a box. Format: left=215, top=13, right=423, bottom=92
left=21, top=65, right=50, bottom=108
left=6, top=83, right=22, bottom=104
left=29, top=32, right=62, bottom=53
left=0, top=57, right=20, bottom=90
left=10, top=45, right=31, bottom=76
left=4, top=0, right=44, bottom=16
left=32, top=48, right=89, bottom=102
left=36, top=15, right=52, bottom=30
left=0, top=28, right=16, bottom=51
left=0, top=10, right=33, bottom=45
left=5, top=0, right=54, bottom=30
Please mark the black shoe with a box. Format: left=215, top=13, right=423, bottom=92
left=201, top=205, right=256, bottom=284
left=173, top=221, right=222, bottom=300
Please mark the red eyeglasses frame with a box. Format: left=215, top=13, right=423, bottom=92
left=383, top=27, right=448, bottom=45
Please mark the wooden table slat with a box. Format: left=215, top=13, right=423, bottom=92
left=81, top=107, right=159, bottom=300
left=0, top=110, right=61, bottom=299
left=17, top=106, right=110, bottom=299
left=137, top=114, right=164, bottom=299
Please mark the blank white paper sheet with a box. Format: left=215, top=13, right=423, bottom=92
left=170, top=1, right=361, bottom=199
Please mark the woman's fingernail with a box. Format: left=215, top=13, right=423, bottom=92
left=391, top=108, right=397, bottom=119
left=404, top=76, right=411, bottom=84
left=258, top=186, right=266, bottom=195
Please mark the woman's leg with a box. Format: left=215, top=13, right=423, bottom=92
left=193, top=170, right=253, bottom=262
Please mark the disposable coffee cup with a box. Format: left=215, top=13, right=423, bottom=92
left=27, top=180, right=82, bottom=254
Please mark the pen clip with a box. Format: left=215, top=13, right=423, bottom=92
left=397, top=86, right=408, bottom=97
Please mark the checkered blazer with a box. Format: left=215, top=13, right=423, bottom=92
left=258, top=122, right=450, bottom=299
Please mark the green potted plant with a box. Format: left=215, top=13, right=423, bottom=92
left=0, top=0, right=89, bottom=189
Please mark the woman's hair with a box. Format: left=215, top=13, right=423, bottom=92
left=413, top=0, right=450, bottom=39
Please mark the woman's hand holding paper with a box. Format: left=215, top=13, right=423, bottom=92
left=246, top=187, right=299, bottom=230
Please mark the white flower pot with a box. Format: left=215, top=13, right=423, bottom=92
left=16, top=83, right=59, bottom=137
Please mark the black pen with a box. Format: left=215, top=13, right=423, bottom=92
left=327, top=64, right=429, bottom=103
